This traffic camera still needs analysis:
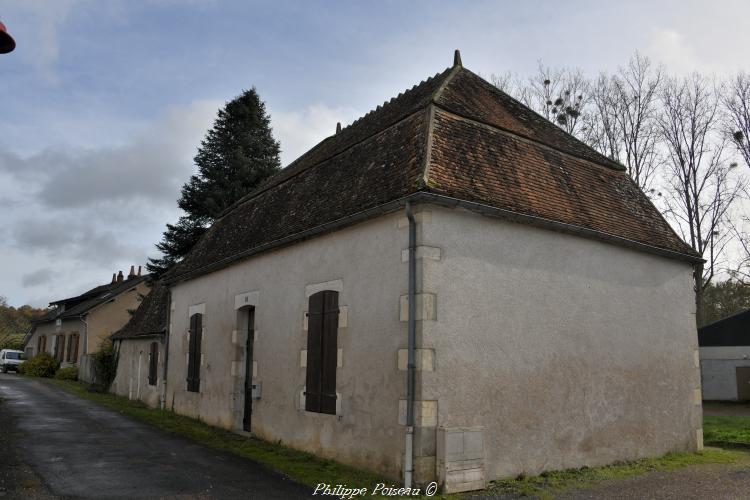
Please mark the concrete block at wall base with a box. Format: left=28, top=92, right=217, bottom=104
left=398, top=400, right=438, bottom=427
left=399, top=293, right=436, bottom=322
left=437, top=427, right=486, bottom=494
left=697, top=428, right=704, bottom=450
left=398, top=348, right=435, bottom=371
left=442, top=469, right=486, bottom=494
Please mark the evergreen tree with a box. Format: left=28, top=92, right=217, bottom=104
left=148, top=88, right=281, bottom=275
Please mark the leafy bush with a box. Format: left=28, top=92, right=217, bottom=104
left=20, top=352, right=59, bottom=378
left=92, top=340, right=118, bottom=390
left=54, top=366, right=78, bottom=381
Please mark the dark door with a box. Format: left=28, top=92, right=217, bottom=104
left=243, top=308, right=255, bottom=432
left=737, top=367, right=750, bottom=401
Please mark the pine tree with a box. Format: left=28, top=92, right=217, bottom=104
left=148, top=88, right=281, bottom=275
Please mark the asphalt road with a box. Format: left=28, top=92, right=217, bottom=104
left=0, top=373, right=311, bottom=499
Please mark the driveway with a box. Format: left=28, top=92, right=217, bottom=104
left=0, top=373, right=310, bottom=499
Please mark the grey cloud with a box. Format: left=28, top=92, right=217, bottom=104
left=22, top=267, right=54, bottom=287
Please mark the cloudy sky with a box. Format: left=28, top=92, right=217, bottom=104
left=0, top=0, right=748, bottom=307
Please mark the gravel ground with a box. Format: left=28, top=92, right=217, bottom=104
left=557, top=460, right=750, bottom=500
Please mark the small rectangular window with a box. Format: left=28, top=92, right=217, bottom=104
left=148, top=342, right=159, bottom=386
left=304, top=290, right=339, bottom=415
left=54, top=334, right=65, bottom=362
left=187, top=313, right=202, bottom=392
left=66, top=333, right=79, bottom=363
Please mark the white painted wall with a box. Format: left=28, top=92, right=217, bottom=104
left=700, top=346, right=750, bottom=400
left=166, top=211, right=414, bottom=479
left=420, top=205, right=702, bottom=480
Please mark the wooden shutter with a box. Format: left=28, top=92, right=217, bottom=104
left=305, top=291, right=339, bottom=414
left=187, top=313, right=202, bottom=392
left=37, top=336, right=44, bottom=354
left=55, top=335, right=65, bottom=362
left=66, top=335, right=73, bottom=362
left=71, top=334, right=79, bottom=362
left=148, top=342, right=158, bottom=386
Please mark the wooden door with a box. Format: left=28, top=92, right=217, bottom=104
left=737, top=367, right=750, bottom=401
left=243, top=308, right=255, bottom=432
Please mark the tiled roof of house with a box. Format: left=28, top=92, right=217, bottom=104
left=111, top=281, right=168, bottom=340
left=33, top=275, right=148, bottom=324
left=163, top=53, right=698, bottom=284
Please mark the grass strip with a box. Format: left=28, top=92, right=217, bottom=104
left=40, top=379, right=388, bottom=490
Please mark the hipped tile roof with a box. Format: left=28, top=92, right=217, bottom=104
left=163, top=57, right=698, bottom=284
left=111, top=281, right=168, bottom=340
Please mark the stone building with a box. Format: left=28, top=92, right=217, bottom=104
left=110, top=281, right=169, bottom=408
left=24, top=267, right=148, bottom=375
left=153, top=52, right=702, bottom=492
left=699, top=309, right=750, bottom=401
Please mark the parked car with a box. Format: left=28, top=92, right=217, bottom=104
left=0, top=349, right=25, bottom=373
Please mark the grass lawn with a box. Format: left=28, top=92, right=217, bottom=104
left=36, top=378, right=750, bottom=499
left=39, top=378, right=389, bottom=491
left=704, top=414, right=750, bottom=448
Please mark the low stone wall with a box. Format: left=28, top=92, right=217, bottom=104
left=78, top=354, right=97, bottom=385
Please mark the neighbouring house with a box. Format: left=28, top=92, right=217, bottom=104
left=153, top=51, right=702, bottom=492
left=23, top=267, right=149, bottom=380
left=110, top=281, right=169, bottom=408
left=699, top=309, right=750, bottom=401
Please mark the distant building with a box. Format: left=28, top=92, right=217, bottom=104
left=110, top=282, right=169, bottom=408
left=699, top=309, right=750, bottom=401
left=24, top=267, right=148, bottom=375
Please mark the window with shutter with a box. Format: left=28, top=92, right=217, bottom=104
left=187, top=313, right=202, bottom=392
left=304, top=290, right=339, bottom=414
left=55, top=334, right=65, bottom=362
left=148, top=342, right=158, bottom=386
left=66, top=334, right=79, bottom=363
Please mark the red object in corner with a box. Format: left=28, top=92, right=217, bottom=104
left=0, top=22, right=16, bottom=54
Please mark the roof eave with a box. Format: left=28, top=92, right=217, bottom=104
left=163, top=191, right=701, bottom=286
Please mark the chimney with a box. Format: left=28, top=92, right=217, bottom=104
left=117, top=270, right=124, bottom=283
left=128, top=265, right=136, bottom=279
left=111, top=273, right=117, bottom=284
left=137, top=265, right=142, bottom=276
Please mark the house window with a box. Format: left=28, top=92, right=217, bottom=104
left=148, top=342, right=159, bottom=386
left=54, top=334, right=65, bottom=362
left=305, top=290, right=339, bottom=414
left=187, top=313, right=202, bottom=392
left=66, top=333, right=79, bottom=363
left=37, top=335, right=46, bottom=355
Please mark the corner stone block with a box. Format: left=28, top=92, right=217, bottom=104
left=400, top=293, right=436, bottom=322
left=696, top=428, right=704, bottom=450
left=397, top=348, right=435, bottom=371
left=399, top=399, right=438, bottom=427
left=401, top=246, right=442, bottom=262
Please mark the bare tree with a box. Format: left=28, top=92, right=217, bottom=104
left=722, top=72, right=750, bottom=169
left=582, top=54, right=664, bottom=191
left=658, top=74, right=745, bottom=324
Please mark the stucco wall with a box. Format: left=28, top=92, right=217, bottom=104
left=700, top=346, right=750, bottom=400
left=111, top=338, right=164, bottom=408
left=166, top=211, right=416, bottom=479
left=25, top=318, right=84, bottom=366
left=420, top=205, right=702, bottom=480
left=86, top=281, right=150, bottom=353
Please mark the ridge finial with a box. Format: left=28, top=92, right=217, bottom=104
left=336, top=122, right=342, bottom=134
left=453, top=49, right=462, bottom=67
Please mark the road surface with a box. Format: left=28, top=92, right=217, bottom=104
left=0, top=373, right=310, bottom=499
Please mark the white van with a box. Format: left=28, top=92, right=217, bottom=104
left=0, top=349, right=25, bottom=373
